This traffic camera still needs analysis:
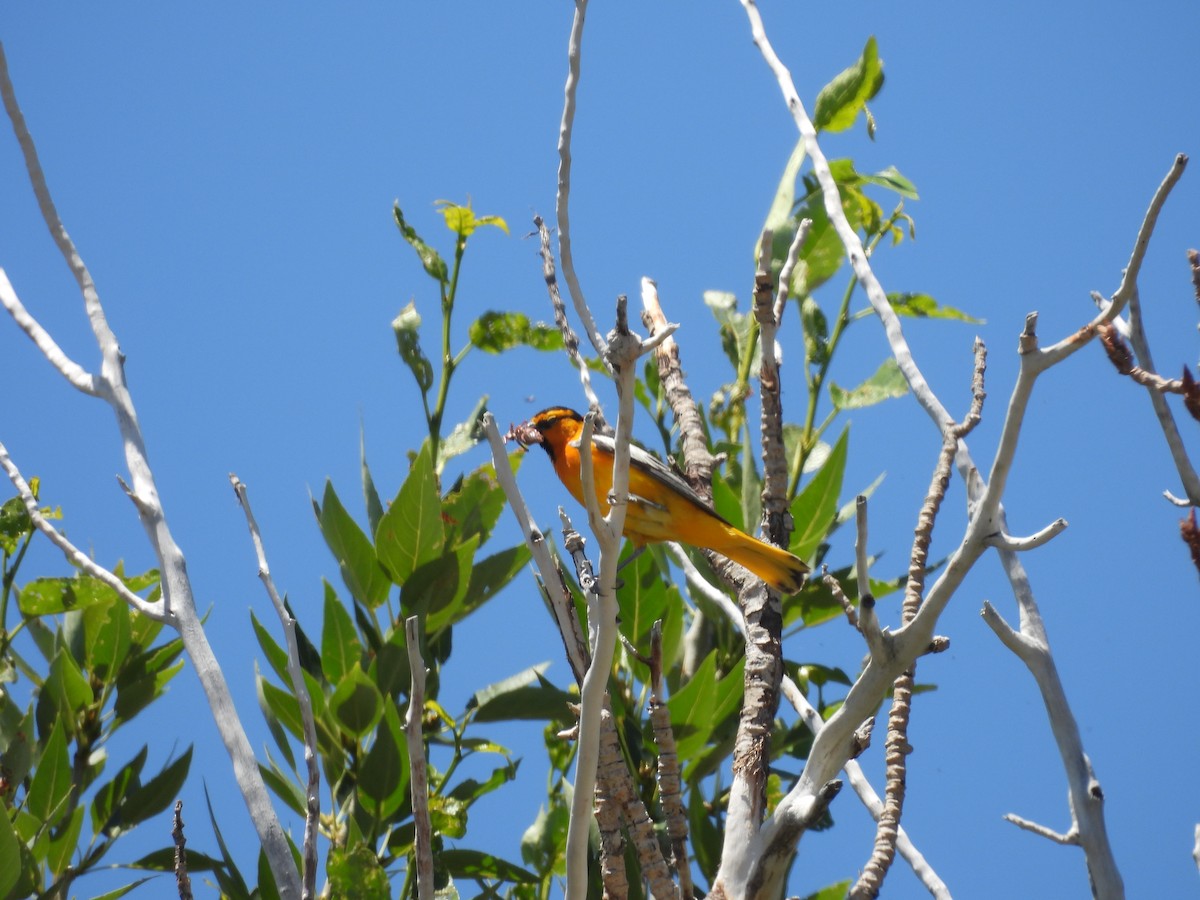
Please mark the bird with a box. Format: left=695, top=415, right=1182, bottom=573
left=510, top=406, right=808, bottom=593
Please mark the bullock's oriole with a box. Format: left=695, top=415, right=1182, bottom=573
left=510, top=406, right=808, bottom=593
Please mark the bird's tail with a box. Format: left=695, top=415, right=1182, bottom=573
left=715, top=528, right=809, bottom=594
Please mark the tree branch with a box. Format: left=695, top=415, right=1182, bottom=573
left=0, top=42, right=300, bottom=897
left=405, top=616, right=435, bottom=900
left=555, top=0, right=605, bottom=358
left=231, top=475, right=320, bottom=900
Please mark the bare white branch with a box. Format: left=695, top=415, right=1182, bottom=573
left=1039, top=154, right=1188, bottom=366
left=231, top=475, right=319, bottom=900
left=1004, top=813, right=1078, bottom=845
left=773, top=217, right=812, bottom=324
left=988, top=544, right=1124, bottom=896
left=737, top=1, right=953, bottom=437
left=555, top=0, right=605, bottom=358
left=565, top=313, right=640, bottom=900
left=986, top=518, right=1068, bottom=552
left=0, top=42, right=300, bottom=896
left=0, top=269, right=100, bottom=395
left=0, top=440, right=168, bottom=622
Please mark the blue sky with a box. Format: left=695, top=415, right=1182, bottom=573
left=2, top=3, right=1198, bottom=897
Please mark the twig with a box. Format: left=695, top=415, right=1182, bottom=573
left=485, top=416, right=591, bottom=680
left=1004, top=813, right=1077, bottom=845
left=1096, top=284, right=1200, bottom=504
left=230, top=475, right=319, bottom=900
left=0, top=442, right=168, bottom=622
left=852, top=347, right=983, bottom=899
left=822, top=567, right=859, bottom=630
left=405, top=616, right=435, bottom=900
left=0, top=270, right=99, bottom=395
left=773, top=219, right=812, bottom=325
left=987, top=520, right=1068, bottom=552
left=535, top=215, right=607, bottom=427
left=649, top=622, right=692, bottom=899
left=555, top=0, right=605, bottom=358
left=980, top=537, right=1124, bottom=897
left=173, top=801, right=193, bottom=900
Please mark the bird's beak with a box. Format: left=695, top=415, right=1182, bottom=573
left=504, top=420, right=543, bottom=449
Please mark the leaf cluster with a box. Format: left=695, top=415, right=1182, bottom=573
left=0, top=493, right=190, bottom=900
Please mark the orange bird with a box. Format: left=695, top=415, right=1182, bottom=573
left=510, top=406, right=808, bottom=593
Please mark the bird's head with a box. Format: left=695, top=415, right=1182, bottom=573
left=506, top=407, right=584, bottom=461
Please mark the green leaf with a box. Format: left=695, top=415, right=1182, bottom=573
left=329, top=666, right=383, bottom=739
left=361, top=429, right=385, bottom=538
left=203, top=784, right=253, bottom=900
left=467, top=665, right=574, bottom=723
left=790, top=428, right=848, bottom=562
left=442, top=457, right=517, bottom=550
left=787, top=565, right=906, bottom=630
left=0, top=806, right=24, bottom=898
left=37, top=649, right=92, bottom=740
left=429, top=794, right=469, bottom=839
left=440, top=848, right=538, bottom=885
left=801, top=881, right=854, bottom=900
left=411, top=536, right=478, bottom=630
left=259, top=755, right=306, bottom=819
left=315, top=481, right=391, bottom=608
left=394, top=202, right=448, bottom=283
left=801, top=295, right=830, bottom=367
left=18, top=575, right=108, bottom=616
left=688, top=783, right=722, bottom=884
left=447, top=759, right=519, bottom=806
left=764, top=138, right=807, bottom=235
left=0, top=495, right=32, bottom=555
left=0, top=701, right=34, bottom=789
left=119, top=746, right=193, bottom=829
left=84, top=593, right=133, bottom=680
left=469, top=311, right=563, bottom=354
left=129, top=846, right=224, bottom=873
left=392, top=300, right=435, bottom=394
left=87, top=878, right=156, bottom=900
left=666, top=651, right=716, bottom=760
left=829, top=358, right=909, bottom=410
left=250, top=610, right=291, bottom=688
left=615, top=547, right=667, bottom=651
left=369, top=625, right=412, bottom=701
left=704, top=291, right=756, bottom=375
left=813, top=36, right=884, bottom=133
left=321, top=587, right=360, bottom=685
left=113, top=638, right=184, bottom=726
left=375, top=442, right=444, bottom=584
left=91, top=745, right=148, bottom=837
left=46, top=803, right=83, bottom=877
left=435, top=200, right=510, bottom=238
left=26, top=719, right=71, bottom=826
left=863, top=165, right=918, bottom=199
left=886, top=292, right=983, bottom=323
left=441, top=542, right=530, bottom=631
left=438, top=395, right=489, bottom=473
left=358, top=702, right=409, bottom=820
left=521, top=798, right=569, bottom=876
left=327, top=841, right=389, bottom=900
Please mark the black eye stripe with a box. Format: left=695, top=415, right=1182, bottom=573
left=533, top=408, right=583, bottom=431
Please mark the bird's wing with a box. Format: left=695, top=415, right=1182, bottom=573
left=582, top=433, right=724, bottom=519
